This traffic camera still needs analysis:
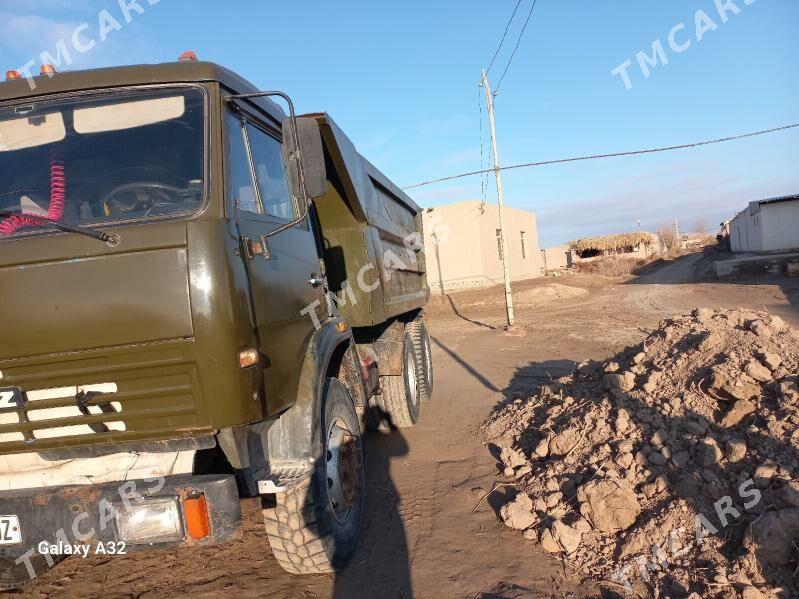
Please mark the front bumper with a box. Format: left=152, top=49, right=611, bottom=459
left=0, top=474, right=241, bottom=561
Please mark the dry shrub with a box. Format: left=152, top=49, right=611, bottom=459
left=574, top=256, right=641, bottom=277
left=657, top=222, right=679, bottom=251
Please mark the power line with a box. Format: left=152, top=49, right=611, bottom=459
left=484, top=0, right=525, bottom=78
left=403, top=122, right=799, bottom=190
left=495, top=0, right=539, bottom=93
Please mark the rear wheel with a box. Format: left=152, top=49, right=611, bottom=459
left=407, top=317, right=434, bottom=402
left=375, top=331, right=421, bottom=428
left=263, top=378, right=364, bottom=574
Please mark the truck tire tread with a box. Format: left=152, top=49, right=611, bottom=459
left=406, top=317, right=433, bottom=402
left=263, top=377, right=364, bottom=575
left=376, top=329, right=421, bottom=428
left=263, top=481, right=334, bottom=574
left=377, top=374, right=417, bottom=428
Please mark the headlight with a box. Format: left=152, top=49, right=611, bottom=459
left=113, top=498, right=184, bottom=544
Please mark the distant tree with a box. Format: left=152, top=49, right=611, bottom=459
left=692, top=219, right=709, bottom=236
left=658, top=222, right=679, bottom=251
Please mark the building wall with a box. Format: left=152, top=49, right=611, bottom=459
left=760, top=201, right=799, bottom=252
left=422, top=200, right=543, bottom=292
left=730, top=203, right=764, bottom=252
left=541, top=245, right=572, bottom=270
left=422, top=202, right=484, bottom=292
left=730, top=199, right=799, bottom=253
left=575, top=244, right=652, bottom=262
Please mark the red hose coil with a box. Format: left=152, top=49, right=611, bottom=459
left=0, top=149, right=65, bottom=236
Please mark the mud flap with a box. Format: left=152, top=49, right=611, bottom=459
left=262, top=318, right=354, bottom=490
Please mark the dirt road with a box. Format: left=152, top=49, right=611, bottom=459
left=17, top=252, right=799, bottom=598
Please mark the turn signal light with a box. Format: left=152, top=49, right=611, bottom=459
left=238, top=348, right=259, bottom=369
left=40, top=64, right=57, bottom=76
left=183, top=496, right=211, bottom=539
left=5, top=70, right=21, bottom=81
left=178, top=51, right=198, bottom=62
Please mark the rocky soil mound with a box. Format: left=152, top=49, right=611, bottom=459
left=483, top=308, right=799, bottom=598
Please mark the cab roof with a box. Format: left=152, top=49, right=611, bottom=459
left=0, top=61, right=285, bottom=121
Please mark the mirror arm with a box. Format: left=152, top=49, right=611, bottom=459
left=226, top=91, right=310, bottom=237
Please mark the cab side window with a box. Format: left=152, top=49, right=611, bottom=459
left=245, top=123, right=296, bottom=221
left=227, top=113, right=262, bottom=214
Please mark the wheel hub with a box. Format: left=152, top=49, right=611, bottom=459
left=326, top=420, right=358, bottom=519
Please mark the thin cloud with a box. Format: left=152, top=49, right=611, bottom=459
left=537, top=173, right=799, bottom=246
left=0, top=12, right=80, bottom=59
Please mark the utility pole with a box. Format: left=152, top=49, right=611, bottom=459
left=481, top=69, right=515, bottom=328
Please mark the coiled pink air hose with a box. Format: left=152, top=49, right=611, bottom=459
left=0, top=148, right=66, bottom=236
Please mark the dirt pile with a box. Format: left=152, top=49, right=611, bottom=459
left=483, top=308, right=799, bottom=598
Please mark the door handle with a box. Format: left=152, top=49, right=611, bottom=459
left=308, top=274, right=324, bottom=288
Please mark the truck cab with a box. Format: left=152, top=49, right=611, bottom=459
left=0, top=58, right=433, bottom=587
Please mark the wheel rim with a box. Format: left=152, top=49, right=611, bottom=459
left=405, top=344, right=419, bottom=407
left=326, top=418, right=359, bottom=523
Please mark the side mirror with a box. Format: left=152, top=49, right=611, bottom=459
left=282, top=117, right=327, bottom=201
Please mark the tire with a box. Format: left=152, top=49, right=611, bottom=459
left=0, top=556, right=57, bottom=591
left=263, top=378, right=365, bottom=574
left=376, top=331, right=421, bottom=428
left=407, top=317, right=434, bottom=402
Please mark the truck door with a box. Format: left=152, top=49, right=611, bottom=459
left=226, top=110, right=326, bottom=415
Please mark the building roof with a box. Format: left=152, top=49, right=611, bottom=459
left=757, top=194, right=799, bottom=206
left=423, top=199, right=536, bottom=215
left=569, top=231, right=657, bottom=253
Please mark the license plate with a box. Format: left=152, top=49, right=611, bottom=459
left=0, top=516, right=21, bottom=544
left=0, top=387, right=24, bottom=410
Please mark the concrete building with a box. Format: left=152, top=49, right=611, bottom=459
left=729, top=194, right=799, bottom=253
left=422, top=200, right=543, bottom=293
left=541, top=245, right=573, bottom=271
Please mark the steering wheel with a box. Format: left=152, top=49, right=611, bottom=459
left=102, top=182, right=186, bottom=216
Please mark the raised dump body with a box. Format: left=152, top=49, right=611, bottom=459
left=309, top=113, right=428, bottom=327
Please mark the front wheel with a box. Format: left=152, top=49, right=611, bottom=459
left=263, top=378, right=365, bottom=574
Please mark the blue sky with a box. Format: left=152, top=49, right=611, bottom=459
left=1, top=0, right=797, bottom=246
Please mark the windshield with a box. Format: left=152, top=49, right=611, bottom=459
left=0, top=87, right=205, bottom=239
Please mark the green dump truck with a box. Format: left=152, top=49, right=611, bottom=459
left=0, top=57, right=433, bottom=587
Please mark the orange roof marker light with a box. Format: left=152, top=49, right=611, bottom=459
left=5, top=71, right=21, bottom=81
left=178, top=51, right=198, bottom=62
left=40, top=64, right=57, bottom=76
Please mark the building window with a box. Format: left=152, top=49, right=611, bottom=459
left=520, top=231, right=527, bottom=259
left=496, top=229, right=503, bottom=261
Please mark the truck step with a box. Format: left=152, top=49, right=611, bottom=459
left=257, top=463, right=313, bottom=494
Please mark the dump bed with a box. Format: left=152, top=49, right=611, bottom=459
left=306, top=113, right=429, bottom=328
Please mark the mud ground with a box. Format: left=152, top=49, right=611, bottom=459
left=14, top=250, right=799, bottom=598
